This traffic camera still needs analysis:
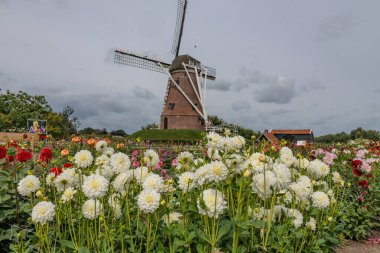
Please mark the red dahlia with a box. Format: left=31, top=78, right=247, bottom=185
left=39, top=147, right=52, bottom=162
left=352, top=168, right=363, bottom=177
left=63, top=163, right=73, bottom=168
left=0, top=146, right=6, bottom=159
left=359, top=180, right=369, bottom=188
left=50, top=167, right=63, bottom=176
left=16, top=150, right=32, bottom=162
left=351, top=159, right=362, bottom=168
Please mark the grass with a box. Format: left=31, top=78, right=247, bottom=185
left=128, top=129, right=203, bottom=141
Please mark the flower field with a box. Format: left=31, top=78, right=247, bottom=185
left=0, top=134, right=379, bottom=252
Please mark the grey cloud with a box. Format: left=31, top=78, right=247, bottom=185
left=104, top=48, right=115, bottom=64
left=253, top=76, right=297, bottom=104
left=269, top=109, right=293, bottom=116
left=233, top=80, right=249, bottom=91
left=317, top=12, right=357, bottom=41
left=374, top=88, right=380, bottom=93
left=310, top=114, right=340, bottom=126
left=232, top=100, right=250, bottom=111
left=299, top=80, right=325, bottom=92
left=0, top=70, right=17, bottom=86
left=208, top=79, right=233, bottom=91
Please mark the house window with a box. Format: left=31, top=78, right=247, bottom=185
left=168, top=103, right=175, bottom=110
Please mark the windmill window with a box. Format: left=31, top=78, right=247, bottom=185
left=175, top=80, right=180, bottom=85
left=192, top=103, right=198, bottom=110
left=168, top=103, right=175, bottom=110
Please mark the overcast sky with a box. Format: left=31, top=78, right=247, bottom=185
left=1, top=0, right=379, bottom=135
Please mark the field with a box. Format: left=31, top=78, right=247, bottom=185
left=0, top=133, right=379, bottom=252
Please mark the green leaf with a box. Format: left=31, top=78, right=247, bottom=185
left=78, top=247, right=91, bottom=253
left=216, top=221, right=231, bottom=241
left=173, top=238, right=187, bottom=251
left=60, top=239, right=76, bottom=249
left=326, top=236, right=339, bottom=245
left=195, top=229, right=210, bottom=243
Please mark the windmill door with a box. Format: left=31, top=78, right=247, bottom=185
left=164, top=117, right=168, bottom=129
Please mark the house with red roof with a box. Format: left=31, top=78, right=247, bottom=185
left=257, top=129, right=314, bottom=145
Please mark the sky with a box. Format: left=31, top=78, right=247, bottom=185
left=0, top=0, right=379, bottom=136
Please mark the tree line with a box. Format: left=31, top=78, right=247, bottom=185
left=315, top=127, right=380, bottom=143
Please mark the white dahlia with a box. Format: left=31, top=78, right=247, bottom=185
left=96, top=164, right=114, bottom=180
left=110, top=152, right=131, bottom=174
left=137, top=189, right=161, bottom=213
left=31, top=201, right=55, bottom=225
left=306, top=217, right=316, bottom=230
left=61, top=187, right=77, bottom=203
left=311, top=191, right=330, bottom=209
left=178, top=172, right=195, bottom=192
left=197, top=189, right=227, bottom=218
left=82, top=199, right=103, bottom=220
left=272, top=163, right=291, bottom=189
left=112, top=171, right=133, bottom=194
left=225, top=154, right=245, bottom=174
left=74, top=150, right=94, bottom=168
left=208, top=161, right=228, bottom=183
left=332, top=171, right=342, bottom=184
left=82, top=174, right=109, bottom=199
left=18, top=175, right=40, bottom=197
left=134, top=166, right=150, bottom=184
left=95, top=140, right=108, bottom=152
left=163, top=212, right=182, bottom=225
left=286, top=208, right=303, bottom=228
left=46, top=173, right=55, bottom=187
left=142, top=173, right=164, bottom=192
left=176, top=151, right=194, bottom=170
left=143, top=149, right=160, bottom=167
left=207, top=132, right=224, bottom=149
left=103, top=147, right=115, bottom=156
left=307, top=159, right=330, bottom=179
left=194, top=164, right=211, bottom=186
left=54, top=168, right=79, bottom=191
left=95, top=154, right=111, bottom=167
left=251, top=170, right=277, bottom=199
left=289, top=175, right=312, bottom=201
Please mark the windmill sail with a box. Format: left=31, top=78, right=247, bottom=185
left=114, top=49, right=170, bottom=73
left=172, top=0, right=187, bottom=57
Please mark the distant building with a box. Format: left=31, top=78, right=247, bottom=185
left=257, top=129, right=314, bottom=145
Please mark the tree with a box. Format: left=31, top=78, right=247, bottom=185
left=0, top=90, right=79, bottom=138
left=110, top=129, right=128, bottom=136
left=141, top=123, right=159, bottom=130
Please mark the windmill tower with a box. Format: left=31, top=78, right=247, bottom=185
left=114, top=0, right=216, bottom=130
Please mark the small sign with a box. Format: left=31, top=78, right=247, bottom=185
left=27, top=119, right=47, bottom=134
left=296, top=140, right=307, bottom=146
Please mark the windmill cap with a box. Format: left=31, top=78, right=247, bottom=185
left=170, top=54, right=201, bottom=72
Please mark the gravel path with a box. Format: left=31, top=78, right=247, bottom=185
left=336, top=231, right=380, bottom=253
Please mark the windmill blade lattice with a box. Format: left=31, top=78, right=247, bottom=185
left=172, top=0, right=187, bottom=57
left=114, top=49, right=170, bottom=73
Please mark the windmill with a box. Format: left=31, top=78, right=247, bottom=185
left=114, top=0, right=216, bottom=130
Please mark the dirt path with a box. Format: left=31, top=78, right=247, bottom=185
left=336, top=231, right=380, bottom=253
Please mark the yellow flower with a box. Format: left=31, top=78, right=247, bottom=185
left=243, top=170, right=251, bottom=177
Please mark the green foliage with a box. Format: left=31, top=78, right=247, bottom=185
left=109, top=129, right=128, bottom=137
left=141, top=123, right=159, bottom=130
left=0, top=90, right=79, bottom=138
left=316, top=127, right=380, bottom=143
left=208, top=115, right=258, bottom=140
left=128, top=129, right=202, bottom=141
left=78, top=127, right=108, bottom=136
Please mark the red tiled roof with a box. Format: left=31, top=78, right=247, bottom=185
left=263, top=132, right=279, bottom=143
left=269, top=129, right=312, bottom=135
